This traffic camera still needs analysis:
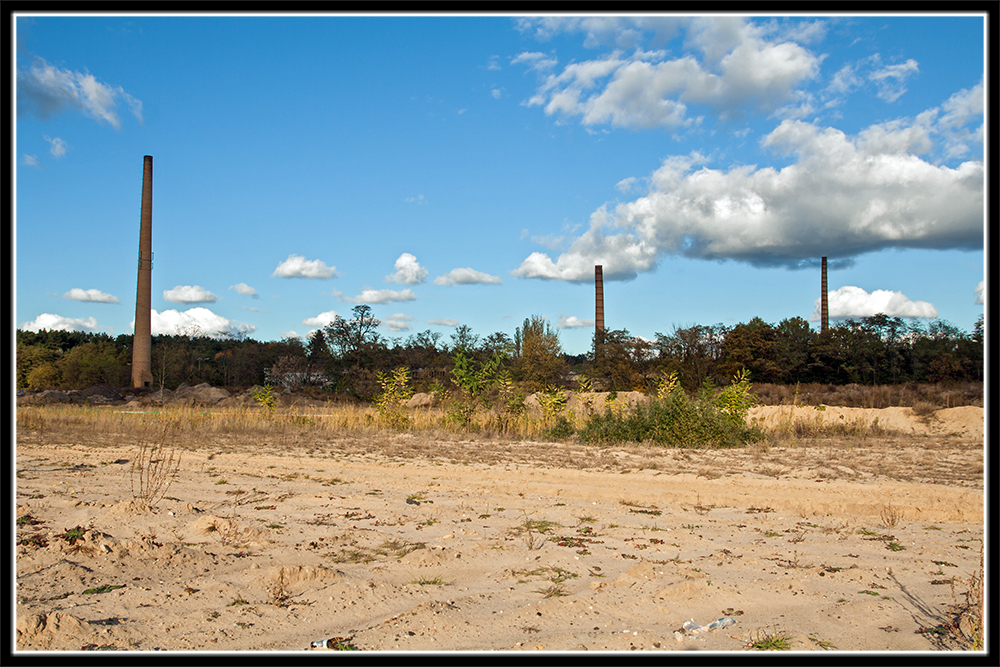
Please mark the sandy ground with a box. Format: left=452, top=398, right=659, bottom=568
left=14, top=405, right=985, bottom=654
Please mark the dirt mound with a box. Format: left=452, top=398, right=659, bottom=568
left=748, top=404, right=983, bottom=439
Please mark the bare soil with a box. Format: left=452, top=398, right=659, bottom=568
left=14, top=405, right=984, bottom=654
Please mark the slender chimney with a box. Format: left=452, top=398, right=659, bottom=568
left=820, top=256, right=829, bottom=334
left=595, top=265, right=605, bottom=335
left=132, top=155, right=153, bottom=388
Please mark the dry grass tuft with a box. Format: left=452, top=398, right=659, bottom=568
left=130, top=428, right=182, bottom=509
left=879, top=500, right=903, bottom=529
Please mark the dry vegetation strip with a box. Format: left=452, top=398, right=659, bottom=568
left=15, top=401, right=983, bottom=489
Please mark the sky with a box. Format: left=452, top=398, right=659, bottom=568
left=13, top=12, right=988, bottom=356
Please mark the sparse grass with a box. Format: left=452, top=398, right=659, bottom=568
left=950, top=543, right=984, bottom=650
left=268, top=569, right=290, bottom=607
left=409, top=576, right=449, bottom=586
left=751, top=382, right=982, bottom=409
left=748, top=627, right=792, bottom=650
left=880, top=500, right=903, bottom=528
left=130, top=429, right=182, bottom=509
left=534, top=583, right=567, bottom=598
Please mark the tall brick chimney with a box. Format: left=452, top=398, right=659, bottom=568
left=821, top=256, right=829, bottom=334
left=132, top=155, right=153, bottom=388
left=595, top=265, right=605, bottom=336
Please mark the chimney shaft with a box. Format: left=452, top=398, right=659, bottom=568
left=821, top=256, right=829, bottom=334
left=132, top=155, right=153, bottom=388
left=595, top=265, right=605, bottom=335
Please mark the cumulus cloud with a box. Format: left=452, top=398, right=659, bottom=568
left=511, top=51, right=558, bottom=73
left=385, top=253, right=428, bottom=285
left=163, top=285, right=218, bottom=304
left=868, top=57, right=919, bottom=103
left=383, top=313, right=417, bottom=332
left=433, top=268, right=503, bottom=286
left=343, top=288, right=417, bottom=304
left=62, top=288, right=119, bottom=303
left=975, top=280, right=984, bottom=305
left=44, top=135, right=67, bottom=158
left=302, top=311, right=340, bottom=327
left=272, top=254, right=339, bottom=279
left=514, top=16, right=684, bottom=49
left=557, top=314, right=595, bottom=329
left=229, top=282, right=259, bottom=298
left=146, top=308, right=255, bottom=338
left=518, top=17, right=821, bottom=131
left=21, top=313, right=101, bottom=333
left=17, top=56, right=143, bottom=128
left=515, top=94, right=983, bottom=282
left=816, top=286, right=938, bottom=320
left=427, top=318, right=459, bottom=327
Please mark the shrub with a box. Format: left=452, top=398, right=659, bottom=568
left=373, top=366, right=413, bottom=430
left=580, top=370, right=762, bottom=448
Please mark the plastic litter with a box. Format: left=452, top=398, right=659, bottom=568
left=682, top=616, right=736, bottom=635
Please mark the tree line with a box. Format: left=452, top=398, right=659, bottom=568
left=16, top=305, right=983, bottom=398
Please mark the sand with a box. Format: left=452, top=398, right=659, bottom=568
left=14, top=405, right=985, bottom=653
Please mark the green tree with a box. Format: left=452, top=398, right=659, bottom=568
left=57, top=340, right=129, bottom=388
left=654, top=324, right=727, bottom=390
left=323, top=305, right=386, bottom=398
left=16, top=343, right=60, bottom=389
left=449, top=324, right=480, bottom=355
left=324, top=305, right=382, bottom=359
left=773, top=317, right=815, bottom=384
left=513, top=315, right=565, bottom=391
left=719, top=318, right=782, bottom=383
left=591, top=328, right=651, bottom=391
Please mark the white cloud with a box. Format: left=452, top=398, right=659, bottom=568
left=515, top=99, right=983, bottom=281
left=344, top=288, right=417, bottom=304
left=511, top=51, right=558, bottom=72
left=557, top=314, right=595, bottom=329
left=519, top=17, right=821, bottom=131
left=229, top=282, right=259, bottom=298
left=146, top=307, right=255, bottom=338
left=302, top=310, right=340, bottom=327
left=43, top=135, right=67, bottom=158
left=433, top=268, right=503, bottom=286
left=975, top=281, right=984, bottom=305
left=405, top=194, right=428, bottom=205
left=385, top=253, right=428, bottom=285
left=17, top=56, right=142, bottom=128
left=23, top=154, right=40, bottom=167
left=383, top=313, right=417, bottom=332
left=869, top=58, right=919, bottom=103
left=487, top=55, right=501, bottom=71
left=21, top=313, right=101, bottom=333
left=514, top=16, right=684, bottom=49
left=616, top=176, right=639, bottom=193
left=163, top=285, right=218, bottom=304
left=427, top=318, right=459, bottom=327
left=816, top=286, right=937, bottom=320
left=63, top=288, right=120, bottom=303
left=272, top=254, right=339, bottom=279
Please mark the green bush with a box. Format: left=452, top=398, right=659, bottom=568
left=580, top=370, right=762, bottom=448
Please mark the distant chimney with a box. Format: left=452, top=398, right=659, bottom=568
left=595, top=265, right=605, bottom=335
left=821, top=256, right=829, bottom=334
left=132, top=155, right=154, bottom=388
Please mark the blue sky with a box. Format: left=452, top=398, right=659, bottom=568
left=14, top=12, right=987, bottom=355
